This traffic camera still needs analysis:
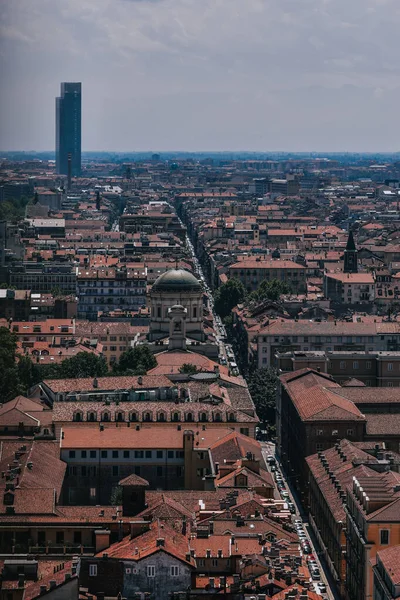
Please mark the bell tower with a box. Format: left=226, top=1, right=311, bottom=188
left=344, top=230, right=358, bottom=273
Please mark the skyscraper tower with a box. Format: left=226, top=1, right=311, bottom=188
left=56, top=82, right=81, bottom=177
left=343, top=229, right=358, bottom=273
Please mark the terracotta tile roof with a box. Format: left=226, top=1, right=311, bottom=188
left=61, top=425, right=235, bottom=450
left=280, top=370, right=365, bottom=422
left=259, top=320, right=378, bottom=336
left=0, top=396, right=47, bottom=427
left=0, top=441, right=66, bottom=515
left=210, top=431, right=263, bottom=465
left=376, top=545, right=400, bottom=585
left=325, top=272, right=374, bottom=283
left=366, top=413, right=400, bottom=435
left=216, top=466, right=274, bottom=489
left=43, top=374, right=172, bottom=393
left=230, top=260, right=306, bottom=270
left=53, top=400, right=256, bottom=424
left=331, top=387, right=400, bottom=404
left=98, top=520, right=194, bottom=565
left=119, top=474, right=149, bottom=487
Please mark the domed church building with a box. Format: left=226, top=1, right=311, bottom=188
left=148, top=268, right=218, bottom=358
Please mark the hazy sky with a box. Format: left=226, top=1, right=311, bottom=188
left=0, top=0, right=399, bottom=152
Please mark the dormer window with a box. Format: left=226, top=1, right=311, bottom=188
left=172, top=412, right=180, bottom=422
left=102, top=412, right=110, bottom=422
left=200, top=412, right=208, bottom=422
left=228, top=413, right=235, bottom=422
left=116, top=412, right=124, bottom=422
left=143, top=412, right=152, bottom=422
left=87, top=412, right=97, bottom=422
left=214, top=413, right=222, bottom=422
left=158, top=412, right=166, bottom=422
left=73, top=411, right=83, bottom=422
left=129, top=412, right=138, bottom=422
left=186, top=413, right=193, bottom=422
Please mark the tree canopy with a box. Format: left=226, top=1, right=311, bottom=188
left=179, top=363, right=199, bottom=374
left=248, top=279, right=291, bottom=303
left=115, top=345, right=157, bottom=375
left=214, top=278, right=247, bottom=319
left=57, top=352, right=108, bottom=379
left=248, top=367, right=279, bottom=431
left=0, top=327, right=22, bottom=401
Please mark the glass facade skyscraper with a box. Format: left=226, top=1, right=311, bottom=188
left=55, top=82, right=81, bottom=176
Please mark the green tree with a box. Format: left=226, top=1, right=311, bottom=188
left=248, top=367, right=279, bottom=429
left=59, top=352, right=108, bottom=379
left=17, top=354, right=41, bottom=393
left=110, top=485, right=123, bottom=505
left=214, top=278, right=247, bottom=319
left=179, top=363, right=199, bottom=375
left=116, top=345, right=157, bottom=375
left=248, top=279, right=291, bottom=303
left=0, top=327, right=20, bottom=401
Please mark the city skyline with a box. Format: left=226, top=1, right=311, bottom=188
left=1, top=0, right=400, bottom=153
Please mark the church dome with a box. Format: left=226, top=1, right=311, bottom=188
left=152, top=269, right=202, bottom=292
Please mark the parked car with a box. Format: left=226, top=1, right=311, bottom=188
left=317, top=583, right=327, bottom=593
left=267, top=455, right=276, bottom=465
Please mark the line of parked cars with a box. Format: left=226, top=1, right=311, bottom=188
left=269, top=457, right=297, bottom=514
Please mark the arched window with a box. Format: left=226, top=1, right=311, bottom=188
left=185, top=413, right=193, bottom=422
left=116, top=412, right=124, bottom=422
left=172, top=412, right=180, bottom=422
left=214, top=412, right=222, bottom=422
left=87, top=412, right=97, bottom=422
left=228, top=413, right=236, bottom=422
left=143, top=412, right=152, bottom=422
left=200, top=412, right=208, bottom=422
left=102, top=412, right=110, bottom=422
left=73, top=411, right=83, bottom=422
left=129, top=412, right=138, bottom=422
left=158, top=412, right=166, bottom=422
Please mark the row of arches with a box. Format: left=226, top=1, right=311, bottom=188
left=72, top=410, right=237, bottom=423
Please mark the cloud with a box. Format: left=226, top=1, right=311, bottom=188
left=0, top=0, right=400, bottom=151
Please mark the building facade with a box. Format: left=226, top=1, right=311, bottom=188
left=56, top=82, right=82, bottom=177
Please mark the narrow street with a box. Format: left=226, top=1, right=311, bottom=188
left=261, top=442, right=341, bottom=600
left=185, top=212, right=338, bottom=599
left=185, top=230, right=239, bottom=372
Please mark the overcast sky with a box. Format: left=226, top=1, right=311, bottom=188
left=0, top=0, right=399, bottom=152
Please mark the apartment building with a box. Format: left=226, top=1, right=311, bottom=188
left=229, top=259, right=307, bottom=293
left=373, top=546, right=400, bottom=600
left=345, top=473, right=400, bottom=600
left=9, top=262, right=77, bottom=294
left=276, top=350, right=400, bottom=387
left=60, top=426, right=235, bottom=503
left=75, top=321, right=144, bottom=364
left=277, top=369, right=366, bottom=500
left=324, top=271, right=375, bottom=305
left=76, top=266, right=147, bottom=320
left=0, top=318, right=76, bottom=345
left=258, top=320, right=400, bottom=368
left=120, top=208, right=186, bottom=239
left=306, top=440, right=399, bottom=597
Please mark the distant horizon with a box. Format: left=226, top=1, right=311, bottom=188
left=1, top=150, right=400, bottom=157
